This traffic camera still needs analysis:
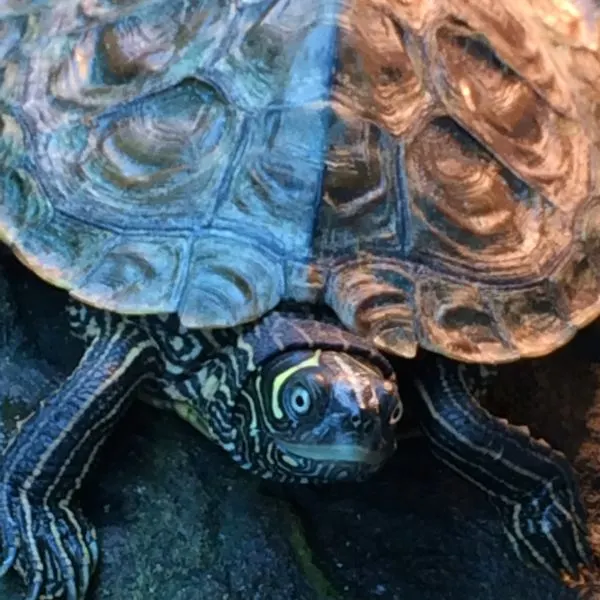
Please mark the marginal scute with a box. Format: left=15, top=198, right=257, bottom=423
left=580, top=198, right=600, bottom=275
left=490, top=282, right=576, bottom=358
left=74, top=237, right=189, bottom=313
left=416, top=278, right=513, bottom=362
left=325, top=260, right=417, bottom=358
left=179, top=234, right=284, bottom=330
left=551, top=248, right=600, bottom=328
left=13, top=213, right=116, bottom=291
left=0, top=170, right=52, bottom=247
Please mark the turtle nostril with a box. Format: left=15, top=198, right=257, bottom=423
left=362, top=419, right=375, bottom=434
left=351, top=414, right=362, bottom=428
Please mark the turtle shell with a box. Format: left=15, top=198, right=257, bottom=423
left=1, top=0, right=600, bottom=364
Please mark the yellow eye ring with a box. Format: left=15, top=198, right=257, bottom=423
left=389, top=403, right=403, bottom=425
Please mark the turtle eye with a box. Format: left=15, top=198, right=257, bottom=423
left=389, top=403, right=403, bottom=425
left=286, top=385, right=312, bottom=415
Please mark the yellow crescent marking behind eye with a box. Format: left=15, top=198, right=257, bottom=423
left=270, top=350, right=322, bottom=420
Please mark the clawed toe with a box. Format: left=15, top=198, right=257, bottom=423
left=0, top=489, right=97, bottom=600
left=24, top=576, right=42, bottom=600
left=560, top=563, right=594, bottom=588
left=0, top=543, right=17, bottom=576
left=499, top=485, right=593, bottom=580
left=0, top=510, right=18, bottom=576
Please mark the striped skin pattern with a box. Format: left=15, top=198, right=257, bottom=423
left=0, top=303, right=402, bottom=600
left=413, top=357, right=592, bottom=583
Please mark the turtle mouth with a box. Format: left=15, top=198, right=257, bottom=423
left=276, top=440, right=388, bottom=466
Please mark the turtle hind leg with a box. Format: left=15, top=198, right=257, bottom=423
left=0, top=308, right=158, bottom=600
left=412, top=354, right=592, bottom=580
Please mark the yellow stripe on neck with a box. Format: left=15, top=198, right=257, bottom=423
left=271, top=350, right=322, bottom=420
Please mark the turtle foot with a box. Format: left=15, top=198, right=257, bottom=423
left=497, top=476, right=593, bottom=579
left=0, top=481, right=98, bottom=600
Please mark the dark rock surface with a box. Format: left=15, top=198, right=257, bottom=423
left=0, top=253, right=598, bottom=600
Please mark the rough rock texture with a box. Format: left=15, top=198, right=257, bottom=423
left=0, top=253, right=598, bottom=600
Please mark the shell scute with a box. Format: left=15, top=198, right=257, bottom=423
left=2, top=0, right=600, bottom=362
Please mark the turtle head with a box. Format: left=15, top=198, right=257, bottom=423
left=228, top=348, right=402, bottom=483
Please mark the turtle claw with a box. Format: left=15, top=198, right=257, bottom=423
left=560, top=563, right=594, bottom=589
left=0, top=541, right=17, bottom=575
left=497, top=477, right=592, bottom=579
left=25, top=576, right=42, bottom=600
left=0, top=482, right=98, bottom=600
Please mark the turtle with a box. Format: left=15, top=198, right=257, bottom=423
left=0, top=0, right=598, bottom=598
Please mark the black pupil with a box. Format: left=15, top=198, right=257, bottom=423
left=294, top=392, right=306, bottom=408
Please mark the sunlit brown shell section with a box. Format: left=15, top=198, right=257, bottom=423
left=1, top=0, right=600, bottom=363
left=322, top=0, right=600, bottom=362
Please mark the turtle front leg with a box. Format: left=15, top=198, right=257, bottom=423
left=413, top=355, right=592, bottom=580
left=0, top=309, right=158, bottom=600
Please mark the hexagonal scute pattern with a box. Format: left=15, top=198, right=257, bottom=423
left=1, top=0, right=600, bottom=362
